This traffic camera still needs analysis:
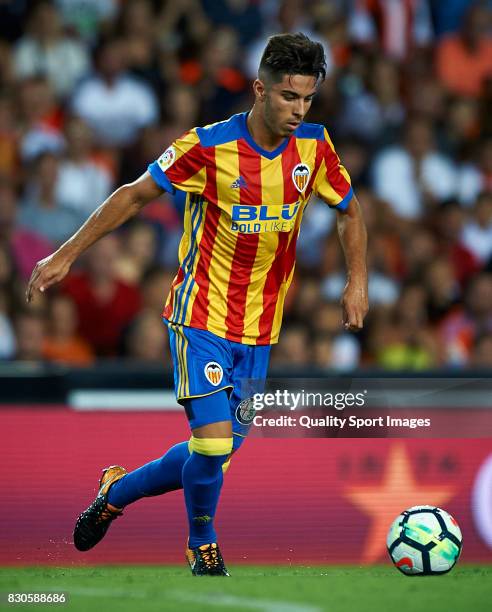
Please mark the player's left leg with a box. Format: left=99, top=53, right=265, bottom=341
left=181, top=340, right=271, bottom=559
left=183, top=414, right=232, bottom=576
left=181, top=340, right=271, bottom=574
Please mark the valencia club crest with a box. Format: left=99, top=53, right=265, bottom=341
left=292, top=163, right=311, bottom=194
left=204, top=361, right=224, bottom=386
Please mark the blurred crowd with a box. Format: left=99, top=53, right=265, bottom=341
left=1, top=0, right=492, bottom=371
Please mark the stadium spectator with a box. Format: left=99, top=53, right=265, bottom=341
left=71, top=36, right=159, bottom=147
left=368, top=313, right=437, bottom=370
left=470, top=333, right=492, bottom=368
left=349, top=0, right=434, bottom=60
left=369, top=226, right=403, bottom=282
left=396, top=283, right=429, bottom=329
left=289, top=277, right=323, bottom=321
left=431, top=200, right=479, bottom=288
left=42, top=294, right=94, bottom=366
left=55, top=117, right=113, bottom=218
left=478, top=76, right=492, bottom=138
left=0, top=38, right=15, bottom=91
left=297, top=199, right=335, bottom=268
left=62, top=235, right=141, bottom=356
left=120, top=86, right=200, bottom=181
left=461, top=191, right=492, bottom=264
left=17, top=76, right=65, bottom=162
left=334, top=139, right=371, bottom=189
left=191, top=27, right=249, bottom=124
left=319, top=234, right=396, bottom=313
left=13, top=0, right=90, bottom=98
left=0, top=290, right=16, bottom=359
left=14, top=310, right=46, bottom=361
left=124, top=310, right=169, bottom=363
left=311, top=301, right=362, bottom=370
left=322, top=249, right=400, bottom=307
left=201, top=0, right=262, bottom=46
left=428, top=0, right=476, bottom=38
left=402, top=228, right=438, bottom=282
left=435, top=2, right=492, bottom=97
left=424, top=257, right=461, bottom=324
left=0, top=2, right=30, bottom=43
left=156, top=0, right=210, bottom=51
left=113, top=220, right=158, bottom=285
left=371, top=116, right=457, bottom=218
left=0, top=244, right=20, bottom=318
left=17, top=152, right=83, bottom=246
left=271, top=324, right=311, bottom=368
left=0, top=179, right=53, bottom=281
left=54, top=0, right=118, bottom=43
left=116, top=0, right=161, bottom=92
left=440, top=272, right=492, bottom=366
left=440, top=96, right=479, bottom=165
left=312, top=333, right=334, bottom=369
left=0, top=93, right=19, bottom=180
left=118, top=0, right=155, bottom=41
left=457, top=138, right=492, bottom=205
left=140, top=266, right=173, bottom=313
left=339, top=55, right=405, bottom=144
left=160, top=84, right=201, bottom=145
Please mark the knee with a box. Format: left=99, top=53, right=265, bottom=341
left=188, top=436, right=233, bottom=458
left=186, top=436, right=233, bottom=478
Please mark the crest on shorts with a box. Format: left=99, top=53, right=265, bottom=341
left=157, top=146, right=176, bottom=172
left=235, top=397, right=256, bottom=425
left=292, top=163, right=311, bottom=193
left=204, top=361, right=223, bottom=386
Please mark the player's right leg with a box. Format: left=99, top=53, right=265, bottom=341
left=73, top=465, right=127, bottom=551
left=73, top=325, right=234, bottom=557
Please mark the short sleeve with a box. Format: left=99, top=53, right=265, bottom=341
left=313, top=129, right=353, bottom=211
left=148, top=128, right=206, bottom=195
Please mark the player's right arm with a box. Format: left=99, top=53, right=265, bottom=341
left=26, top=172, right=163, bottom=302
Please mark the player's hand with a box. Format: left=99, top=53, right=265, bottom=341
left=341, top=278, right=368, bottom=331
left=26, top=252, right=73, bottom=303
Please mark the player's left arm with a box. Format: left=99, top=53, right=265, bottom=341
left=336, top=195, right=368, bottom=331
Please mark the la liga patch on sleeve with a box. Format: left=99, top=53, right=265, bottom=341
left=157, top=146, right=176, bottom=172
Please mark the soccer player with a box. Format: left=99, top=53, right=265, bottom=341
left=26, top=33, right=368, bottom=576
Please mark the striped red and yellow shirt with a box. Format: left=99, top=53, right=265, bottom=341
left=148, top=112, right=352, bottom=345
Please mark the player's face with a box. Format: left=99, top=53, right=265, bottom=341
left=263, top=74, right=317, bottom=137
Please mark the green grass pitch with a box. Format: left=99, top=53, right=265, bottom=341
left=1, top=566, right=491, bottom=612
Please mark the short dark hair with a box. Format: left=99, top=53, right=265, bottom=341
left=259, top=33, right=326, bottom=84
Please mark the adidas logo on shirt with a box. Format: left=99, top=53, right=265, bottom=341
left=230, top=176, right=247, bottom=189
